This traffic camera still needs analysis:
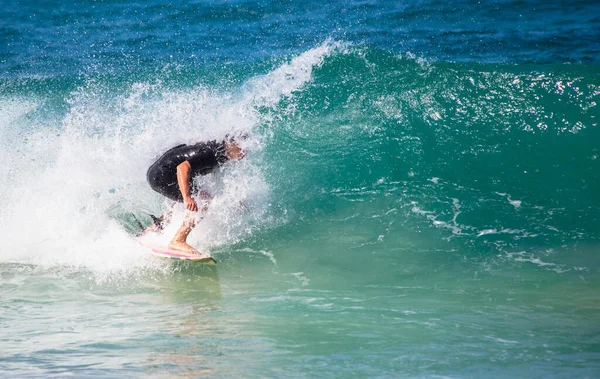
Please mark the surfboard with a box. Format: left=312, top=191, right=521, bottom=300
left=137, top=239, right=217, bottom=264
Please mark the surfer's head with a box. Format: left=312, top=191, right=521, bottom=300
left=224, top=133, right=247, bottom=160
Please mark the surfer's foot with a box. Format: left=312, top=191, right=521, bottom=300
left=168, top=240, right=201, bottom=255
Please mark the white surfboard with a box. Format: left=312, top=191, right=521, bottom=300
left=137, top=239, right=217, bottom=264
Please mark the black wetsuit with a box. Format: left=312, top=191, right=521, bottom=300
left=147, top=141, right=229, bottom=202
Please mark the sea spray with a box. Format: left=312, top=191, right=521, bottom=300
left=0, top=42, right=343, bottom=275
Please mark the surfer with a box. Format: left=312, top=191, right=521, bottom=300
left=146, top=135, right=246, bottom=254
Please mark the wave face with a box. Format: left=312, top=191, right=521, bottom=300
left=259, top=46, right=600, bottom=271
left=4, top=44, right=598, bottom=271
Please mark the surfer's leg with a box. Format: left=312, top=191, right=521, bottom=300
left=168, top=191, right=212, bottom=255
left=168, top=210, right=201, bottom=254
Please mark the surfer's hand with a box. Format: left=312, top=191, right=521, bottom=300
left=184, top=196, right=198, bottom=212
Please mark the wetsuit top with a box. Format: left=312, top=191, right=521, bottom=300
left=146, top=140, right=229, bottom=202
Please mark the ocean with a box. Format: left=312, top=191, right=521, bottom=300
left=1, top=0, right=599, bottom=377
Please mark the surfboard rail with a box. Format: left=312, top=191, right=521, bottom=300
left=136, top=239, right=217, bottom=264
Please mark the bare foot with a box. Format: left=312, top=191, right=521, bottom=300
left=168, top=240, right=202, bottom=255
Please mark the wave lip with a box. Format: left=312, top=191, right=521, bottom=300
left=243, top=40, right=349, bottom=108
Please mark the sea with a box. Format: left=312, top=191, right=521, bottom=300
left=1, top=0, right=599, bottom=377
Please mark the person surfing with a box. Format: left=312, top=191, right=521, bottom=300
left=145, top=134, right=246, bottom=255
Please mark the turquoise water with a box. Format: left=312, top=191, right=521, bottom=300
left=1, top=1, right=600, bottom=377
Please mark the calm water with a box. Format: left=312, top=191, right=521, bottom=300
left=1, top=0, right=600, bottom=377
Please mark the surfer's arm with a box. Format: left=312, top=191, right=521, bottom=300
left=176, top=161, right=198, bottom=211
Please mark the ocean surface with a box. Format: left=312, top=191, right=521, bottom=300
left=1, top=0, right=600, bottom=377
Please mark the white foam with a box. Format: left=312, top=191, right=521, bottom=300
left=243, top=39, right=346, bottom=108
left=484, top=335, right=518, bottom=344
left=0, top=98, right=39, bottom=125
left=505, top=251, right=570, bottom=273
left=239, top=247, right=277, bottom=265
left=495, top=192, right=522, bottom=209
left=0, top=43, right=337, bottom=275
